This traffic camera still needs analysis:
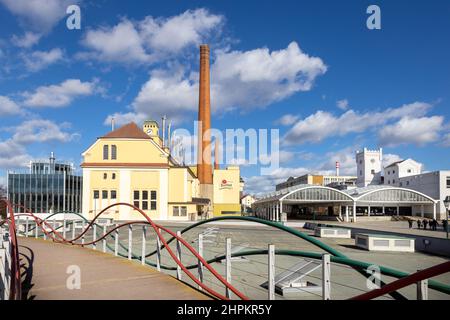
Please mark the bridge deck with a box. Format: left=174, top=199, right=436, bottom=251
left=18, top=237, right=209, bottom=300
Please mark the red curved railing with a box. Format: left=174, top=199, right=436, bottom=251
left=0, top=199, right=22, bottom=300
left=7, top=202, right=249, bottom=300
left=349, top=260, right=450, bottom=300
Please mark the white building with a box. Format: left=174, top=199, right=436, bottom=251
left=241, top=194, right=256, bottom=213
left=396, top=171, right=450, bottom=219
left=384, top=158, right=422, bottom=185
left=356, top=148, right=383, bottom=187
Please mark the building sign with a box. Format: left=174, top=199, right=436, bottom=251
left=220, top=179, right=233, bottom=189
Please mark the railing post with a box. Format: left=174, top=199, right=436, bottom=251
left=417, top=269, right=428, bottom=300
left=81, top=220, right=85, bottom=247
left=72, top=220, right=75, bottom=241
left=268, top=244, right=275, bottom=300
left=114, top=224, right=119, bottom=256
left=141, top=225, right=146, bottom=266
left=43, top=222, right=47, bottom=240
left=322, top=254, right=331, bottom=300
left=226, top=238, right=232, bottom=299
left=52, top=218, right=56, bottom=241
left=63, top=218, right=66, bottom=239
left=93, top=223, right=97, bottom=250
left=176, top=231, right=182, bottom=280
left=128, top=224, right=133, bottom=260
left=25, top=217, right=29, bottom=237
left=35, top=221, right=38, bottom=239
left=102, top=225, right=107, bottom=253
left=197, top=233, right=204, bottom=290
left=156, top=228, right=161, bottom=271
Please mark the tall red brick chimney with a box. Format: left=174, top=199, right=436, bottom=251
left=197, top=44, right=213, bottom=185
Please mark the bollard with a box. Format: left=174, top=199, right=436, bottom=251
left=156, top=228, right=161, bottom=271
left=128, top=224, right=133, bottom=260
left=268, top=244, right=275, bottom=300
left=63, top=219, right=66, bottom=239
left=103, top=225, right=107, bottom=253
left=72, top=220, right=76, bottom=241
left=322, top=254, right=331, bottom=300
left=114, top=224, right=119, bottom=256
left=225, top=238, right=232, bottom=299
left=35, top=221, right=38, bottom=239
left=197, top=233, right=204, bottom=290
left=52, top=218, right=56, bottom=241
left=141, top=225, right=146, bottom=266
left=176, top=231, right=182, bottom=280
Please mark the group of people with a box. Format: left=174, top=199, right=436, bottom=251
left=407, top=218, right=448, bottom=231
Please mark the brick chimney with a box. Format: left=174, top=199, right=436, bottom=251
left=197, top=44, right=213, bottom=184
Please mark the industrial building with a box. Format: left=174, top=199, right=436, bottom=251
left=254, top=147, right=449, bottom=221
left=7, top=153, right=82, bottom=214
left=81, top=45, right=242, bottom=221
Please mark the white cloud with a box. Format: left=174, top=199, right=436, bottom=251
left=378, top=116, right=443, bottom=147
left=80, top=9, right=223, bottom=64
left=110, top=42, right=326, bottom=123
left=284, top=101, right=433, bottom=144
left=0, top=139, right=31, bottom=169
left=104, top=112, right=147, bottom=128
left=23, top=48, right=64, bottom=72
left=337, top=99, right=349, bottom=110
left=443, top=133, right=450, bottom=147
left=11, top=31, right=41, bottom=48
left=382, top=153, right=403, bottom=168
left=22, top=78, right=98, bottom=108
left=275, top=114, right=300, bottom=126
left=12, top=119, right=78, bottom=144
left=0, top=96, right=23, bottom=116
left=139, top=8, right=224, bottom=53
left=0, top=0, right=75, bottom=32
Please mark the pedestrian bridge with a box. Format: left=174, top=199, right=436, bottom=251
left=18, top=237, right=208, bottom=300
left=1, top=200, right=450, bottom=300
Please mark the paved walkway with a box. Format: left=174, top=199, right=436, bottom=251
left=18, top=237, right=209, bottom=300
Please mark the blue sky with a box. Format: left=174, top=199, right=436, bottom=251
left=0, top=0, right=449, bottom=194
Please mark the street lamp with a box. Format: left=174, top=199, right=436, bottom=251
left=443, top=196, right=450, bottom=239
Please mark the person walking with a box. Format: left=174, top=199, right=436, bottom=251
left=408, top=219, right=413, bottom=229
left=417, top=219, right=422, bottom=229
left=432, top=219, right=438, bottom=231
left=423, top=219, right=428, bottom=230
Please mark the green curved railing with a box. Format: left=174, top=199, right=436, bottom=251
left=23, top=213, right=450, bottom=297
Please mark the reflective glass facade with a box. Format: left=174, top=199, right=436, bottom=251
left=7, top=161, right=82, bottom=213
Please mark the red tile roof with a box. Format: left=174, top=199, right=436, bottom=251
left=101, top=122, right=151, bottom=139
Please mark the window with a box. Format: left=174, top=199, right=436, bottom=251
left=447, top=177, right=450, bottom=188
left=133, top=190, right=140, bottom=208
left=359, top=170, right=362, bottom=176
left=393, top=170, right=396, bottom=174
left=93, top=190, right=99, bottom=199
left=407, top=181, right=410, bottom=186
left=111, top=145, right=117, bottom=160
left=388, top=171, right=390, bottom=175
left=407, top=169, right=412, bottom=173
left=110, top=190, right=117, bottom=199
left=102, top=190, right=108, bottom=199
left=387, top=180, right=390, bottom=184
left=103, top=173, right=107, bottom=179
left=180, top=206, right=187, bottom=216
left=392, top=179, right=395, bottom=184
left=150, top=191, right=157, bottom=210
left=399, top=182, right=403, bottom=187
left=142, top=191, right=148, bottom=210
left=371, top=169, right=375, bottom=174
left=112, top=173, right=116, bottom=180
left=103, top=145, right=109, bottom=160
left=173, top=206, right=180, bottom=216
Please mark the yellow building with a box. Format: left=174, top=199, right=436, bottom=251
left=81, top=121, right=242, bottom=221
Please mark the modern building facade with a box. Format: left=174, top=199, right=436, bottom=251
left=7, top=153, right=82, bottom=214
left=253, top=184, right=438, bottom=222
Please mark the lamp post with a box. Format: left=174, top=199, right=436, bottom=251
left=443, top=196, right=450, bottom=240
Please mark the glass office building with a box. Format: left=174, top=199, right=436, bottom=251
left=7, top=153, right=82, bottom=213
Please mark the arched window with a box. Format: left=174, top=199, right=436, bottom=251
left=103, top=145, right=109, bottom=160
left=111, top=145, right=117, bottom=160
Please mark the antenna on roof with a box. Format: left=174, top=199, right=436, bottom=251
left=111, top=117, right=115, bottom=131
